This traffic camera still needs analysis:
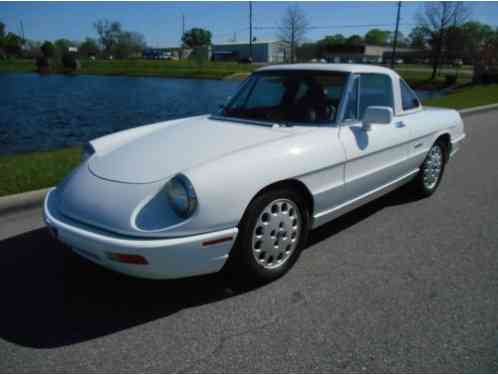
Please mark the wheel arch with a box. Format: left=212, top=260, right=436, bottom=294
left=240, top=178, right=315, bottom=226
left=435, top=133, right=451, bottom=162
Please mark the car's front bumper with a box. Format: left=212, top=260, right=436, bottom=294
left=43, top=188, right=238, bottom=279
left=450, top=133, right=466, bottom=159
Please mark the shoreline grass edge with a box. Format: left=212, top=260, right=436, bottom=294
left=1, top=84, right=497, bottom=199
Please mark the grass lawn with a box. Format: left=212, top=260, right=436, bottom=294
left=0, top=58, right=257, bottom=80
left=0, top=59, right=36, bottom=73
left=0, top=147, right=80, bottom=197
left=424, top=84, right=498, bottom=109
left=85, top=59, right=256, bottom=79
left=1, top=59, right=473, bottom=86
left=398, top=69, right=472, bottom=90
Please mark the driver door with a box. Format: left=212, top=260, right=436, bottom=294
left=339, top=73, right=411, bottom=204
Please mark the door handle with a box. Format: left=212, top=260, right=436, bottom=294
left=395, top=121, right=406, bottom=128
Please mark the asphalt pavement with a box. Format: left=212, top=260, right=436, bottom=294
left=0, top=110, right=497, bottom=373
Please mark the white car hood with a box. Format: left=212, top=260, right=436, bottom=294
left=89, top=116, right=292, bottom=184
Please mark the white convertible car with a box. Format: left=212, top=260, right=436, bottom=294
left=44, top=64, right=465, bottom=282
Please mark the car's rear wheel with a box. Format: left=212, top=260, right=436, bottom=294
left=411, top=140, right=447, bottom=197
left=226, top=187, right=310, bottom=283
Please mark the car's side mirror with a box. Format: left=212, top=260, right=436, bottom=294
left=361, top=106, right=393, bottom=131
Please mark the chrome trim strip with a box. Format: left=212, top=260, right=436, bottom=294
left=209, top=115, right=276, bottom=128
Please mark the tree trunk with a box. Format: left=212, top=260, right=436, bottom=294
left=290, top=23, right=295, bottom=64
left=431, top=34, right=443, bottom=81
left=431, top=56, right=438, bottom=80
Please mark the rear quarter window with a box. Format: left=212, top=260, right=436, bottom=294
left=400, top=79, right=421, bottom=111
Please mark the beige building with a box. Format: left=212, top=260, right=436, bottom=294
left=323, top=45, right=418, bottom=64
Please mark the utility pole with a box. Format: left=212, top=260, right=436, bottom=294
left=249, top=1, right=253, bottom=62
left=20, top=20, right=25, bottom=41
left=290, top=22, right=295, bottom=64
left=390, top=1, right=401, bottom=68
left=181, top=14, right=185, bottom=59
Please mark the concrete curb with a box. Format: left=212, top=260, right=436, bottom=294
left=0, top=187, right=51, bottom=216
left=0, top=104, right=497, bottom=216
left=459, top=103, right=498, bottom=117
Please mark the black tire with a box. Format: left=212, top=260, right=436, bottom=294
left=411, top=140, right=447, bottom=197
left=225, top=187, right=310, bottom=284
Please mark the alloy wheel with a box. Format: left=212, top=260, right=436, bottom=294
left=423, top=144, right=444, bottom=190
left=251, top=198, right=301, bottom=270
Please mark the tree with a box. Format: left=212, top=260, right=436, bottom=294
left=24, top=40, right=41, bottom=59
left=181, top=28, right=212, bottom=49
left=478, top=29, right=498, bottom=73
left=94, top=19, right=122, bottom=56
left=320, top=34, right=345, bottom=46
left=54, top=38, right=73, bottom=57
left=296, top=42, right=319, bottom=61
left=41, top=41, right=55, bottom=58
left=346, top=34, right=364, bottom=46
left=460, top=22, right=494, bottom=64
left=79, top=37, right=100, bottom=58
left=0, top=24, right=25, bottom=59
left=463, top=24, right=498, bottom=83
left=445, top=25, right=466, bottom=63
left=416, top=1, right=471, bottom=79
left=113, top=31, right=146, bottom=59
left=62, top=52, right=78, bottom=71
left=409, top=26, right=429, bottom=50
left=365, top=29, right=391, bottom=46
left=314, top=34, right=347, bottom=59
left=0, top=22, right=5, bottom=58
left=3, top=32, right=24, bottom=57
left=277, top=5, right=310, bottom=63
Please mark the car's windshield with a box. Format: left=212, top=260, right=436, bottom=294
left=221, top=70, right=348, bottom=125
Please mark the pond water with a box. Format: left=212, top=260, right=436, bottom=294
left=0, top=73, right=240, bottom=155
left=0, top=73, right=440, bottom=155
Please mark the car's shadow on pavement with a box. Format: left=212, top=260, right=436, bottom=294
left=0, top=185, right=422, bottom=349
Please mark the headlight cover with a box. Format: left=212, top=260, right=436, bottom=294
left=81, top=143, right=95, bottom=162
left=165, top=174, right=198, bottom=218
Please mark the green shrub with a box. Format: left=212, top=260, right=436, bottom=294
left=445, top=74, right=457, bottom=86
left=62, top=52, right=79, bottom=71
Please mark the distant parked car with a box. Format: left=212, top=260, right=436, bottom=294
left=44, top=64, right=465, bottom=282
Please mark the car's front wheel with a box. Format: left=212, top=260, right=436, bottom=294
left=411, top=140, right=447, bottom=197
left=226, top=187, right=310, bottom=283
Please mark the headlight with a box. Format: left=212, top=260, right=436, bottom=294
left=81, top=143, right=95, bottom=162
left=165, top=174, right=198, bottom=218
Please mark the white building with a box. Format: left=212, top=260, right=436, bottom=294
left=212, top=40, right=289, bottom=63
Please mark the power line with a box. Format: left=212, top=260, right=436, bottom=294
left=254, top=23, right=415, bottom=30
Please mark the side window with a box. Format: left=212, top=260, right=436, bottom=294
left=245, top=76, right=285, bottom=109
left=226, top=76, right=256, bottom=110
left=359, top=74, right=394, bottom=119
left=400, top=79, right=421, bottom=111
left=343, top=76, right=359, bottom=121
